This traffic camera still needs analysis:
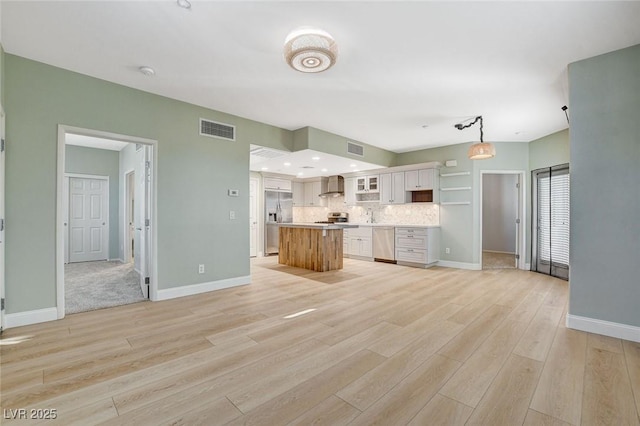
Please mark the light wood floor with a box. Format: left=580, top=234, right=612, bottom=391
left=1, top=257, right=638, bottom=425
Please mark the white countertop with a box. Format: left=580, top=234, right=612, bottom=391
left=349, top=223, right=440, bottom=228
left=278, top=223, right=360, bottom=230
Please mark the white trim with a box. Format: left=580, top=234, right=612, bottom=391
left=437, top=260, right=482, bottom=270
left=483, top=250, right=516, bottom=255
left=57, top=125, right=159, bottom=319
left=567, top=314, right=640, bottom=343
left=4, top=308, right=58, bottom=329
left=156, top=276, right=251, bottom=301
left=525, top=263, right=531, bottom=270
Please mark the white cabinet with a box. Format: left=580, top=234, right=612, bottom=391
left=344, top=226, right=373, bottom=259
left=380, top=172, right=408, bottom=205
left=404, top=169, right=436, bottom=190
left=344, top=177, right=357, bottom=206
left=292, top=181, right=305, bottom=207
left=303, top=180, right=327, bottom=207
left=356, top=175, right=379, bottom=193
left=263, top=177, right=292, bottom=191
left=395, top=227, right=439, bottom=268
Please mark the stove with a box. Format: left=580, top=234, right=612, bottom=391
left=314, top=212, right=348, bottom=224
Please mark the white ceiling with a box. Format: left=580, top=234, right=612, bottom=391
left=250, top=145, right=383, bottom=178
left=66, top=133, right=129, bottom=151
left=3, top=1, right=640, bottom=153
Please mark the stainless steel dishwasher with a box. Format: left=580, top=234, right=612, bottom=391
left=373, top=226, right=396, bottom=263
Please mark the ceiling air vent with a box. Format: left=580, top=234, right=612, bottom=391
left=249, top=147, right=287, bottom=159
left=347, top=141, right=364, bottom=157
left=200, top=118, right=236, bottom=141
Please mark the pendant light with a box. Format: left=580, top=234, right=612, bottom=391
left=455, top=116, right=496, bottom=160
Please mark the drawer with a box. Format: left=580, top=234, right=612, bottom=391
left=395, top=234, right=428, bottom=249
left=396, top=248, right=428, bottom=264
left=348, top=226, right=373, bottom=239
left=395, top=227, right=428, bottom=236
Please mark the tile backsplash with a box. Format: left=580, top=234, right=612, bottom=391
left=293, top=196, right=439, bottom=226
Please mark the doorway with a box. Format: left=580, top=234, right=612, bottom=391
left=480, top=171, right=526, bottom=270
left=531, top=164, right=570, bottom=280
left=56, top=125, right=157, bottom=318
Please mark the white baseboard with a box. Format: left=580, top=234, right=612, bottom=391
left=156, top=275, right=251, bottom=301
left=437, top=260, right=482, bottom=270
left=566, top=314, right=640, bottom=343
left=4, top=307, right=59, bottom=329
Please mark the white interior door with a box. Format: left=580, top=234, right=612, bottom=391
left=125, top=171, right=135, bottom=263
left=135, top=145, right=151, bottom=298
left=249, top=178, right=258, bottom=257
left=63, top=176, right=70, bottom=263
left=69, top=177, right=109, bottom=263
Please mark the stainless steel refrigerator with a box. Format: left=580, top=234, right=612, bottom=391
left=265, top=190, right=293, bottom=255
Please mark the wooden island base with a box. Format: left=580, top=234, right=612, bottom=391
left=278, top=226, right=344, bottom=272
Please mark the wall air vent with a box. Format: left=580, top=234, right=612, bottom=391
left=347, top=141, right=364, bottom=157
left=200, top=118, right=236, bottom=141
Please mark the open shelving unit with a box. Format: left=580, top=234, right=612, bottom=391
left=440, top=171, right=472, bottom=205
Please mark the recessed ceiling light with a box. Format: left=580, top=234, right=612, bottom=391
left=353, top=169, right=360, bottom=172
left=321, top=168, right=328, bottom=172
left=349, top=164, right=357, bottom=168
left=297, top=172, right=304, bottom=176
left=138, top=66, right=155, bottom=76
left=177, top=0, right=191, bottom=9
left=312, top=156, right=320, bottom=161
left=261, top=167, right=268, bottom=171
left=284, top=162, right=291, bottom=166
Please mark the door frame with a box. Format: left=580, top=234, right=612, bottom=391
left=0, top=106, right=5, bottom=332
left=124, top=169, right=135, bottom=264
left=249, top=177, right=259, bottom=257
left=56, top=125, right=159, bottom=319
left=479, top=170, right=526, bottom=270
left=64, top=173, right=110, bottom=264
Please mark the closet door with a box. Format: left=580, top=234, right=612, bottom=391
left=532, top=164, right=570, bottom=280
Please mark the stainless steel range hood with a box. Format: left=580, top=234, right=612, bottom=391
left=319, top=175, right=344, bottom=198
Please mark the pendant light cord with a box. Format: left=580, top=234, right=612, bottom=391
left=455, top=116, right=484, bottom=142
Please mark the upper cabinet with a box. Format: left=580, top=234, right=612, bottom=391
left=292, top=181, right=305, bottom=207
left=344, top=177, right=357, bottom=206
left=303, top=179, right=328, bottom=207
left=264, top=177, right=292, bottom=192
left=404, top=169, right=436, bottom=190
left=356, top=175, right=379, bottom=193
left=380, top=172, right=408, bottom=205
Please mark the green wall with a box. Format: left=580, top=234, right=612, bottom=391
left=4, top=54, right=290, bottom=314
left=568, top=44, right=640, bottom=327
left=529, top=129, right=569, bottom=171
left=293, top=126, right=397, bottom=167
left=65, top=145, right=120, bottom=260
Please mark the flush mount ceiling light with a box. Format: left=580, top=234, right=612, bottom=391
left=455, top=116, right=496, bottom=160
left=284, top=28, right=338, bottom=73
left=176, top=0, right=191, bottom=9
left=138, top=66, right=155, bottom=76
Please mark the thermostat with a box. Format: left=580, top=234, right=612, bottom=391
left=228, top=189, right=239, bottom=197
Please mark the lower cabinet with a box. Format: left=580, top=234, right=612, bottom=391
left=343, top=226, right=373, bottom=260
left=395, top=227, right=439, bottom=267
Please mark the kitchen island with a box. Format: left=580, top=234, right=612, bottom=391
left=278, top=223, right=358, bottom=272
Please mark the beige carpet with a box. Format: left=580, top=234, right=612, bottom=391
left=482, top=251, right=516, bottom=269
left=65, top=260, right=146, bottom=314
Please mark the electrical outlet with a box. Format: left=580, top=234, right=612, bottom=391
left=198, top=264, right=205, bottom=274
left=229, top=210, right=236, bottom=220
left=445, top=247, right=451, bottom=254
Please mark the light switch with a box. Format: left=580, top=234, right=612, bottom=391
left=229, top=211, right=236, bottom=220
